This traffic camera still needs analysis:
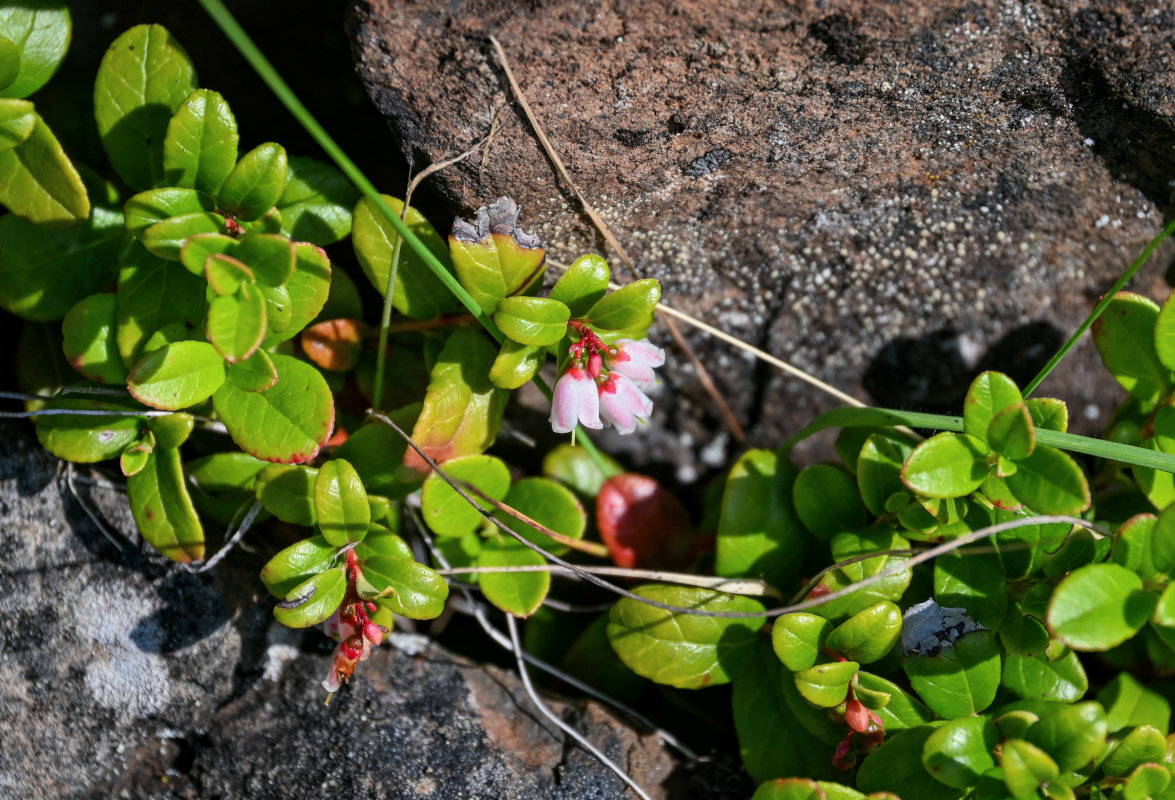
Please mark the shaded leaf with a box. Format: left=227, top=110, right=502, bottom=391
left=921, top=716, right=997, bottom=789
left=495, top=477, right=585, bottom=555
left=717, top=448, right=807, bottom=587
left=254, top=464, right=317, bottom=526
left=62, top=293, right=127, bottom=384
left=478, top=533, right=549, bottom=617
left=115, top=244, right=206, bottom=366
left=1001, top=650, right=1088, bottom=703
left=0, top=2, right=70, bottom=98
left=1092, top=292, right=1171, bottom=403
left=277, top=156, right=359, bottom=246
left=598, top=472, right=693, bottom=569
left=858, top=725, right=966, bottom=800
left=793, top=464, right=866, bottom=540
left=301, top=318, right=363, bottom=372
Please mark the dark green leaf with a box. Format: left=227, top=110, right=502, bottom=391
left=1001, top=651, right=1088, bottom=703
left=126, top=446, right=204, bottom=563
left=717, top=448, right=806, bottom=587
left=62, top=293, right=127, bottom=384
left=277, top=156, right=359, bottom=246
left=921, top=716, right=997, bottom=789
left=0, top=2, right=70, bottom=98
left=272, top=566, right=345, bottom=628
left=903, top=630, right=1001, bottom=718
left=934, top=551, right=1006, bottom=628
left=162, top=89, right=238, bottom=195
left=314, top=459, right=369, bottom=546
left=127, top=339, right=226, bottom=410
left=901, top=432, right=989, bottom=498
left=550, top=253, right=610, bottom=317
left=586, top=278, right=661, bottom=331
left=420, top=453, right=511, bottom=537
left=858, top=725, right=966, bottom=800
left=1096, top=673, right=1171, bottom=733
left=0, top=111, right=88, bottom=224
left=187, top=451, right=266, bottom=492
left=1092, top=292, right=1171, bottom=403
left=217, top=142, right=287, bottom=221
left=1047, top=563, right=1154, bottom=651
left=0, top=37, right=16, bottom=94
left=260, top=534, right=337, bottom=598
left=1155, top=291, right=1175, bottom=373
left=357, top=554, right=448, bottom=619
left=254, top=464, right=317, bottom=526
left=1005, top=445, right=1090, bottom=515
left=493, top=295, right=570, bottom=346
left=478, top=533, right=549, bottom=617
left=792, top=464, right=866, bottom=540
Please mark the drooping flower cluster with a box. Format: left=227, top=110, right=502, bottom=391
left=321, top=550, right=388, bottom=693
left=550, top=321, right=665, bottom=435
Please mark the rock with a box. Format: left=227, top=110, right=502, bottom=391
left=0, top=421, right=682, bottom=799
left=346, top=0, right=1175, bottom=475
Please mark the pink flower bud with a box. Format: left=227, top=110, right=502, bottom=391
left=364, top=621, right=384, bottom=646
left=550, top=366, right=603, bottom=434
left=598, top=373, right=654, bottom=434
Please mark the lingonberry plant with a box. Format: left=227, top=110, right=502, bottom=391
left=8, top=4, right=1175, bottom=800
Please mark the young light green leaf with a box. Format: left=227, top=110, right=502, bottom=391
left=34, top=393, right=144, bottom=462
left=1000, top=739, right=1059, bottom=800
left=187, top=451, right=267, bottom=493
left=138, top=211, right=225, bottom=260
left=352, top=194, right=461, bottom=319
left=607, top=584, right=765, bottom=689
left=964, top=371, right=1023, bottom=444
left=550, top=253, right=610, bottom=317
left=717, top=449, right=807, bottom=587
left=260, top=534, right=337, bottom=598
left=921, top=716, right=997, bottom=789
left=1047, top=563, right=1154, bottom=651
left=126, top=446, right=204, bottom=563
left=62, top=293, right=127, bottom=384
left=226, top=348, right=277, bottom=392
left=254, top=464, right=318, bottom=526
left=255, top=241, right=330, bottom=347
left=420, top=453, right=511, bottom=537
left=825, top=601, right=902, bottom=664
left=272, top=566, right=346, bottom=628
left=901, top=432, right=989, bottom=498
left=792, top=464, right=866, bottom=540
left=205, top=283, right=266, bottom=362
left=1092, top=292, right=1172, bottom=404
left=0, top=111, right=88, bottom=224
left=493, top=296, right=570, bottom=346
left=1026, top=397, right=1068, bottom=433
left=277, top=156, right=359, bottom=246
left=1102, top=725, right=1166, bottom=777
left=794, top=660, right=859, bottom=707
left=586, top=278, right=661, bottom=331
left=314, top=459, right=370, bottom=547
left=124, top=187, right=216, bottom=237
left=145, top=413, right=193, bottom=451
left=1005, top=445, right=1090, bottom=515
left=127, top=339, right=226, bottom=410
left=903, top=630, right=1001, bottom=718
left=1025, top=702, right=1108, bottom=772
left=494, top=477, right=586, bottom=555
left=809, top=528, right=913, bottom=620
left=478, top=533, right=549, bottom=617
left=204, top=253, right=253, bottom=296
left=987, top=402, right=1035, bottom=461
left=858, top=726, right=967, bottom=800
left=772, top=612, right=832, bottom=671
left=217, top=142, right=287, bottom=221
left=855, top=671, right=933, bottom=732
left=357, top=554, right=448, bottom=620
left=94, top=24, right=196, bottom=190
left=162, top=89, right=238, bottom=195
left=0, top=97, right=34, bottom=148
left=488, top=338, right=546, bottom=389
left=213, top=353, right=334, bottom=464
left=120, top=439, right=151, bottom=477
left=0, top=2, right=70, bottom=99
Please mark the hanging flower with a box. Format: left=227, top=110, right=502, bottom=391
left=598, top=373, right=654, bottom=434
left=550, top=366, right=603, bottom=434
left=606, top=338, right=665, bottom=391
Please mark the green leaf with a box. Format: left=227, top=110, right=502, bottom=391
left=1096, top=673, right=1172, bottom=733
left=825, top=601, right=902, bottom=664
left=314, top=459, right=370, bottom=547
left=403, top=326, right=507, bottom=475
left=138, top=211, right=225, bottom=261
left=494, top=477, right=585, bottom=555
left=493, top=295, right=570, bottom=346
left=125, top=187, right=216, bottom=238
left=792, top=464, right=866, bottom=540
left=1155, top=291, right=1175, bottom=372
left=420, top=453, right=511, bottom=537
left=855, top=671, right=933, bottom=732
left=256, top=241, right=330, bottom=347
left=1000, top=739, right=1059, bottom=800
left=542, top=442, right=623, bottom=498
left=0, top=2, right=70, bottom=98
left=964, top=371, right=1024, bottom=444
left=352, top=194, right=460, bottom=319
left=216, top=142, right=287, bottom=221
left=1125, top=763, right=1171, bottom=800
left=1001, top=650, right=1088, bottom=703
left=62, top=293, right=127, bottom=384
left=332, top=406, right=422, bottom=500
left=1134, top=436, right=1175, bottom=511
left=203, top=253, right=251, bottom=296
left=354, top=527, right=413, bottom=562
left=809, top=528, right=913, bottom=619
left=34, top=393, right=144, bottom=462
left=934, top=551, right=1007, bottom=628
left=795, top=660, right=859, bottom=707
left=0, top=36, right=16, bottom=94
left=922, top=716, right=997, bottom=789
left=0, top=110, right=88, bottom=224
left=254, top=464, right=318, bottom=526
left=586, top=278, right=661, bottom=331
left=488, top=338, right=546, bottom=389
left=127, top=339, right=226, bottom=411
left=1006, top=445, right=1090, bottom=515
left=1026, top=397, right=1068, bottom=433
left=448, top=219, right=546, bottom=315
left=0, top=97, right=35, bottom=148
left=162, top=89, right=238, bottom=195
left=147, top=412, right=193, bottom=449
left=550, top=253, right=610, bottom=317
left=357, top=554, right=448, bottom=619
left=213, top=354, right=334, bottom=464
left=277, top=156, right=359, bottom=246
left=126, top=446, right=204, bottom=562
left=772, top=612, right=832, bottom=671
left=94, top=24, right=196, bottom=190
left=1047, top=563, right=1154, bottom=651
left=717, top=449, right=807, bottom=587
left=205, top=283, right=266, bottom=362
left=903, top=630, right=1001, bottom=718
left=858, top=725, right=967, bottom=799
left=988, top=402, right=1036, bottom=461
left=260, top=534, right=337, bottom=598
left=272, top=566, right=345, bottom=628
left=1093, top=292, right=1172, bottom=403
left=1103, top=725, right=1167, bottom=776
left=1025, top=702, right=1108, bottom=772
left=1112, top=514, right=1161, bottom=580
left=478, top=533, right=549, bottom=617
left=606, top=584, right=765, bottom=689
left=226, top=348, right=277, bottom=392
left=858, top=433, right=914, bottom=516
left=902, top=432, right=989, bottom=498
left=750, top=779, right=832, bottom=800
left=120, top=438, right=151, bottom=477
left=187, top=451, right=267, bottom=492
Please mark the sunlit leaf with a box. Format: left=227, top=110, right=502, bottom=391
left=127, top=339, right=226, bottom=410
left=162, top=88, right=238, bottom=195
left=277, top=156, right=358, bottom=246
left=1092, top=292, right=1171, bottom=403
left=0, top=2, right=71, bottom=99
left=314, top=458, right=369, bottom=546
left=217, top=142, right=287, bottom=222
left=126, top=446, right=204, bottom=562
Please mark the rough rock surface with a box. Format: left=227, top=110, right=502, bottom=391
left=0, top=422, right=681, bottom=799
left=346, top=0, right=1175, bottom=476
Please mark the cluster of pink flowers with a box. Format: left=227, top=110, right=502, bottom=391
left=550, top=321, right=665, bottom=435
left=321, top=550, right=387, bottom=693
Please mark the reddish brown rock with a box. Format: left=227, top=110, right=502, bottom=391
left=346, top=0, right=1175, bottom=475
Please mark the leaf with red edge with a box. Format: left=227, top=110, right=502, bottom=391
left=213, top=353, right=334, bottom=464
left=597, top=473, right=693, bottom=568
left=301, top=318, right=365, bottom=371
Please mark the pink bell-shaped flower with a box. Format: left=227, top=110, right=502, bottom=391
left=550, top=366, right=603, bottom=434
left=606, top=339, right=665, bottom=391
left=598, top=373, right=654, bottom=434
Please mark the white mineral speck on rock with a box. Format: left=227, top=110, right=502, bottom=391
left=76, top=584, right=172, bottom=716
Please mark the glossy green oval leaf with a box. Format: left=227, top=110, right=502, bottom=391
left=0, top=2, right=70, bottom=99
left=858, top=726, right=967, bottom=800
left=988, top=402, right=1035, bottom=461
left=934, top=550, right=1006, bottom=628
left=825, top=601, right=902, bottom=664
left=478, top=533, right=549, bottom=617
left=260, top=534, right=337, bottom=598
left=586, top=278, right=661, bottom=332
left=139, top=211, right=225, bottom=261
left=204, top=253, right=252, bottom=296
left=1047, top=563, right=1154, bottom=651
left=273, top=566, right=345, bottom=628
left=187, top=451, right=267, bottom=494
left=0, top=97, right=35, bottom=148
left=127, top=339, right=226, bottom=410
left=255, top=241, right=330, bottom=347
left=718, top=448, right=806, bottom=587
left=213, top=353, right=334, bottom=464
left=1025, top=702, right=1108, bottom=772
left=126, top=446, right=204, bottom=563
left=1005, top=445, right=1090, bottom=515
left=488, top=338, right=546, bottom=389
left=120, top=439, right=152, bottom=477
left=0, top=37, right=16, bottom=94
left=542, top=442, right=623, bottom=498
left=809, top=528, right=913, bottom=620
left=1124, top=762, right=1171, bottom=800
left=1097, top=673, right=1170, bottom=733
left=332, top=406, right=422, bottom=501
left=234, top=232, right=295, bottom=286
left=550, top=253, right=610, bottom=317
left=0, top=111, right=88, bottom=224
left=354, top=527, right=413, bottom=562
left=493, top=295, right=570, bottom=346
left=420, top=453, right=511, bottom=537
left=855, top=671, right=933, bottom=732
left=217, top=142, right=287, bottom=222
left=34, top=393, right=144, bottom=462
left=162, top=88, right=238, bottom=195
left=179, top=231, right=235, bottom=276
left=314, top=458, right=370, bottom=546
left=254, top=464, right=318, bottom=526
left=494, top=477, right=585, bottom=555
left=357, top=554, right=448, bottom=620
left=903, top=630, right=1001, bottom=718
left=1103, top=725, right=1167, bottom=777
left=858, top=434, right=914, bottom=516
left=205, top=283, right=266, bottom=362
left=792, top=464, right=865, bottom=540
left=1026, top=397, right=1068, bottom=433
left=902, top=432, right=989, bottom=498
left=1093, top=292, right=1171, bottom=403
left=795, top=660, right=859, bottom=707
left=124, top=187, right=215, bottom=237
left=1000, top=739, right=1059, bottom=800
left=922, top=715, right=997, bottom=789
left=771, top=612, right=832, bottom=672
left=1001, top=650, right=1088, bottom=703
left=964, top=371, right=1023, bottom=444
left=607, top=584, right=765, bottom=689
left=1155, top=291, right=1175, bottom=373
left=94, top=24, right=196, bottom=190
left=62, top=293, right=127, bottom=384
left=276, top=156, right=359, bottom=246
left=352, top=194, right=460, bottom=319
left=226, top=348, right=277, bottom=392
left=1112, top=513, right=1160, bottom=580
left=147, top=412, right=194, bottom=449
